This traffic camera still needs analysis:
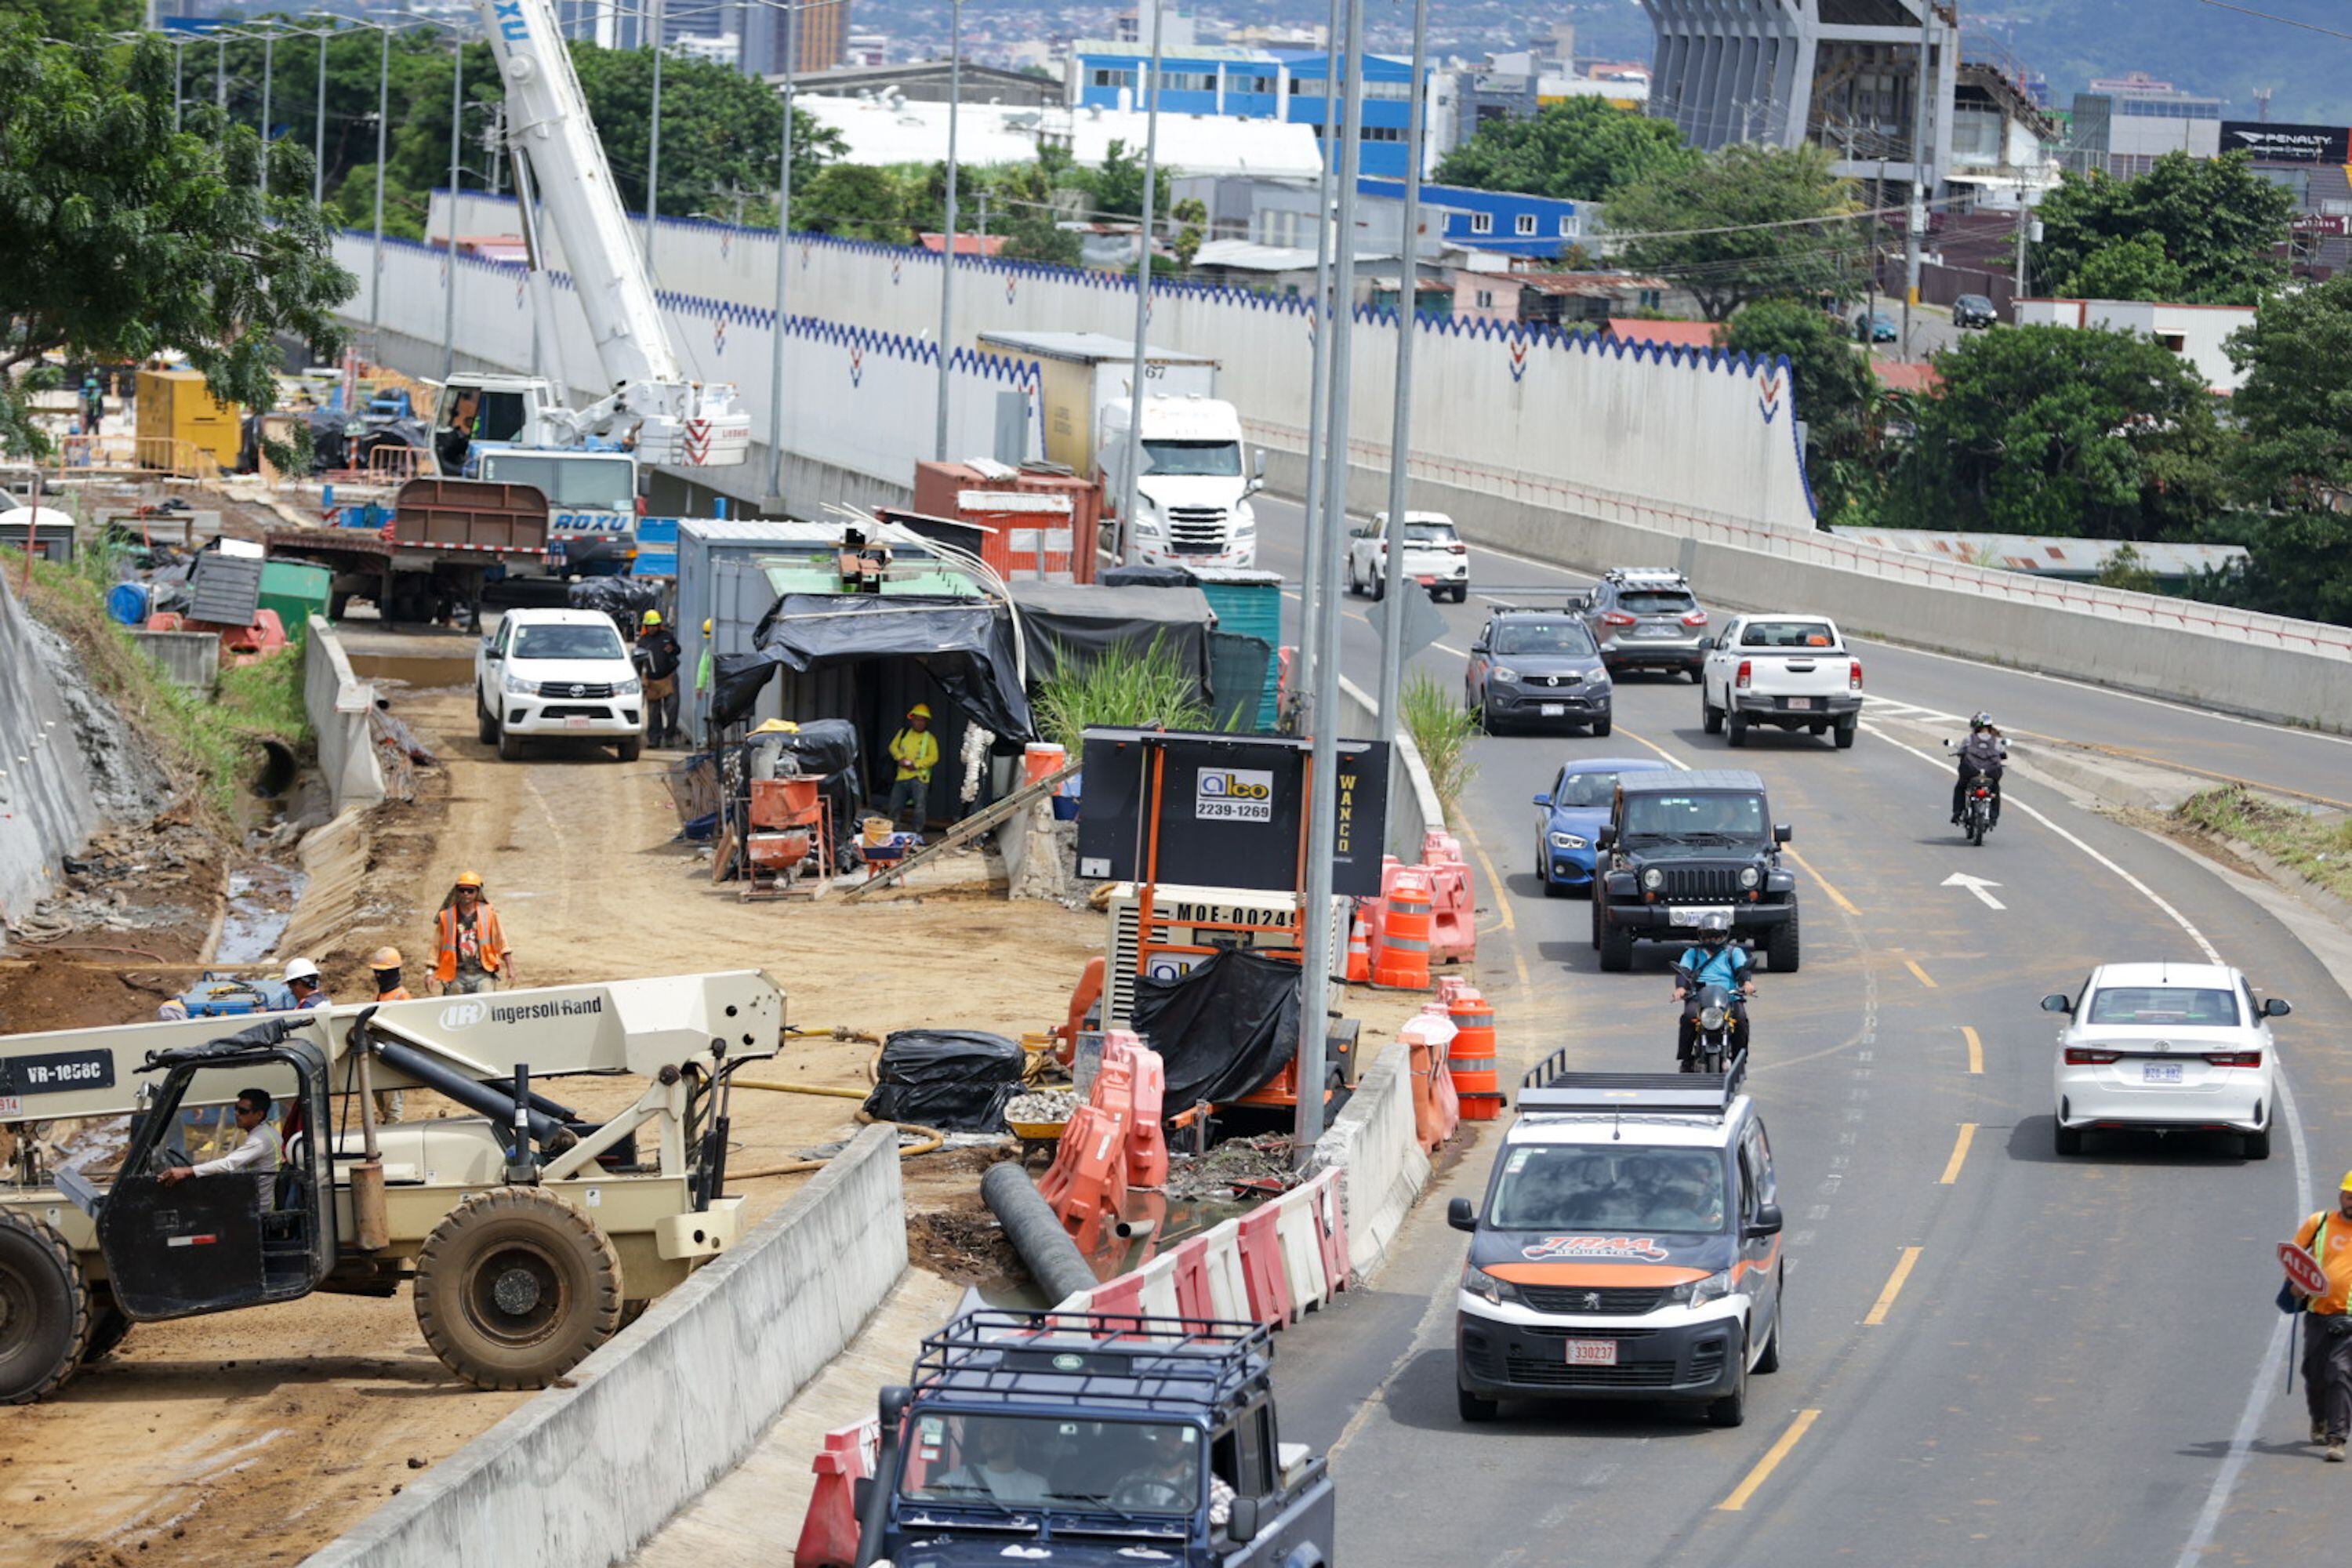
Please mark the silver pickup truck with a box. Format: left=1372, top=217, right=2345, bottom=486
left=1699, top=613, right=1864, bottom=750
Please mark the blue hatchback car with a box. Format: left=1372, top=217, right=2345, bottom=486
left=1534, top=756, right=1671, bottom=897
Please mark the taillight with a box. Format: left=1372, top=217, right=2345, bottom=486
left=1849, top=659, right=1864, bottom=691
left=1972, top=784, right=1991, bottom=798
left=1736, top=659, right=1752, bottom=689
left=1602, top=611, right=1636, bottom=627
left=1682, top=610, right=1709, bottom=626
left=2206, top=1051, right=2263, bottom=1068
left=1448, top=543, right=1467, bottom=554
left=2064, top=1047, right=2122, bottom=1065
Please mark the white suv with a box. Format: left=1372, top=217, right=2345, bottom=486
left=476, top=608, right=644, bottom=762
left=2044, top=962, right=2292, bottom=1159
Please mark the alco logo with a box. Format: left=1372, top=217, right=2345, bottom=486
left=1196, top=768, right=1275, bottom=823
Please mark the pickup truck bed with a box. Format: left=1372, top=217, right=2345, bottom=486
left=1700, top=614, right=1862, bottom=749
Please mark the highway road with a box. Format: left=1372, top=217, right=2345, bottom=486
left=1245, top=495, right=2352, bottom=1566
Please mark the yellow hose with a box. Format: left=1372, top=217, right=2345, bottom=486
left=727, top=1075, right=948, bottom=1177
left=735, top=1080, right=868, bottom=1099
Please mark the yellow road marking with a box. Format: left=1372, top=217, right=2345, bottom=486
left=1717, top=1408, right=1823, bottom=1512
left=1782, top=847, right=1860, bottom=916
left=1864, top=1247, right=1924, bottom=1326
left=1457, top=820, right=1534, bottom=997
left=1904, top=958, right=1937, bottom=989
left=1939, top=1124, right=1977, bottom=1185
left=1615, top=724, right=1688, bottom=772
left=1962, top=1025, right=1984, bottom=1075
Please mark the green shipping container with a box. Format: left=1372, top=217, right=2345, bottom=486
left=1191, top=568, right=1285, bottom=730
left=260, top=559, right=333, bottom=641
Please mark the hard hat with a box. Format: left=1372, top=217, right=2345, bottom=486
left=284, top=958, right=321, bottom=984
left=642, top=610, right=663, bottom=627
left=2339, top=1169, right=2352, bottom=1192
left=751, top=717, right=800, bottom=735
left=454, top=870, right=485, bottom=889
left=909, top=702, right=933, bottom=720
left=702, top=619, right=713, bottom=634
left=369, top=946, right=403, bottom=971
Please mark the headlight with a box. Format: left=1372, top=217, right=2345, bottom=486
left=1549, top=832, right=1587, bottom=851
left=617, top=677, right=642, bottom=696
left=1233, top=503, right=1257, bottom=534
left=1699, top=1004, right=1726, bottom=1030
left=503, top=673, right=537, bottom=696
left=1739, top=866, right=1760, bottom=889
left=1592, top=669, right=1613, bottom=687
left=1489, top=666, right=1519, bottom=684
left=1462, top=1265, right=1520, bottom=1307
left=1131, top=505, right=1163, bottom=538
left=1664, top=1269, right=1735, bottom=1307
left=1642, top=868, right=1664, bottom=891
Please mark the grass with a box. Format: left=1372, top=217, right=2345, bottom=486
left=1399, top=671, right=1478, bottom=821
left=1033, top=634, right=1217, bottom=754
left=2177, top=784, right=2352, bottom=906
left=8, top=540, right=313, bottom=825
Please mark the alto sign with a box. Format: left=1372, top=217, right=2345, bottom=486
left=2281, top=1239, right=2329, bottom=1298
left=2221, top=121, right=2352, bottom=164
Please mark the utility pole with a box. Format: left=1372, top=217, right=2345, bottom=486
left=371, top=24, right=388, bottom=334
left=1296, top=0, right=1345, bottom=714
left=647, top=0, right=666, bottom=276
left=1902, top=0, right=1933, bottom=361
left=1115, top=0, right=1167, bottom=543
left=932, top=0, right=964, bottom=459
left=443, top=42, right=463, bottom=380
left=1374, top=0, right=1430, bottom=742
left=260, top=29, right=274, bottom=194
left=2013, top=175, right=2029, bottom=296
left=1296, top=0, right=1367, bottom=1156
left=486, top=102, right=505, bottom=198
left=1866, top=156, right=1882, bottom=338
left=313, top=28, right=328, bottom=205
left=764, top=0, right=797, bottom=511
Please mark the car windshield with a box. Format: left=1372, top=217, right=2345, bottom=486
left=479, top=452, right=637, bottom=512
left=1403, top=521, right=1459, bottom=544
left=900, top=1414, right=1202, bottom=1515
left=510, top=623, right=626, bottom=661
left=1617, top=590, right=1695, bottom=615
left=1142, top=439, right=1242, bottom=477
left=1552, top=769, right=1625, bottom=809
left=1490, top=1145, right=1727, bottom=1233
left=1621, top=792, right=1766, bottom=841
left=2085, top=986, right=2241, bottom=1026
left=1497, top=622, right=1596, bottom=657
left=1738, top=620, right=1838, bottom=648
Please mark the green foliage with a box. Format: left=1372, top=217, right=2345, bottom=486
left=1399, top=673, right=1477, bottom=820
left=0, top=0, right=134, bottom=37
left=1883, top=325, right=2225, bottom=539
left=1433, top=98, right=1698, bottom=202
left=2091, top=543, right=2159, bottom=593
left=989, top=150, right=1083, bottom=266
left=1718, top=297, right=1877, bottom=523
left=1606, top=142, right=1860, bottom=321
left=2177, top=785, right=2352, bottom=906
left=1170, top=196, right=1208, bottom=271
left=1079, top=139, right=1172, bottom=220
left=1033, top=636, right=1214, bottom=754
left=797, top=162, right=920, bottom=242
left=0, top=24, right=352, bottom=459
left=2033, top=152, right=2292, bottom=306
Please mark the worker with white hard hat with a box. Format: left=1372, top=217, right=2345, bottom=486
left=885, top=702, right=939, bottom=830
left=282, top=957, right=330, bottom=1011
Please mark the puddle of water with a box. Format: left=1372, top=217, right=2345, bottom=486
left=216, top=860, right=307, bottom=964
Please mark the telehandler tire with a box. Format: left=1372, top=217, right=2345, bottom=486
left=82, top=1287, right=132, bottom=1365
left=414, top=1187, right=622, bottom=1391
left=0, top=1211, right=93, bottom=1403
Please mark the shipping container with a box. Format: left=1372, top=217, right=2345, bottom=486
left=975, top=332, right=1218, bottom=474
left=136, top=368, right=242, bottom=470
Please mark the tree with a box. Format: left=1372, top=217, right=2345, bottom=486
left=2033, top=151, right=2293, bottom=305
left=1882, top=325, right=2226, bottom=540
left=1169, top=196, right=1208, bottom=271
left=2, top=0, right=135, bottom=38
left=1076, top=139, right=1171, bottom=220
left=1606, top=142, right=1860, bottom=321
left=1433, top=98, right=1697, bottom=203
left=2063, top=230, right=2188, bottom=303
left=0, top=26, right=353, bottom=458
left=794, top=163, right=915, bottom=243
left=987, top=155, right=1083, bottom=266
left=1716, top=297, right=1875, bottom=522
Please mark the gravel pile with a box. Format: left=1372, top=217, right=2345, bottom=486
left=1005, top=1088, right=1079, bottom=1124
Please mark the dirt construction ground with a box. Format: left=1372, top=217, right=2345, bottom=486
left=2, top=664, right=1178, bottom=1566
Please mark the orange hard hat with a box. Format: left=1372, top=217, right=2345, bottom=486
left=454, top=870, right=485, bottom=890
left=369, top=946, right=403, bottom=970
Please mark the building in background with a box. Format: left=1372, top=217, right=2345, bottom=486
left=741, top=0, right=849, bottom=77
left=2066, top=71, right=2224, bottom=176
left=2013, top=296, right=2256, bottom=391
left=785, top=60, right=1058, bottom=107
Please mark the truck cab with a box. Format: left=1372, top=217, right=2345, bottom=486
left=1098, top=396, right=1265, bottom=570
left=857, top=1310, right=1334, bottom=1567
left=465, top=442, right=642, bottom=576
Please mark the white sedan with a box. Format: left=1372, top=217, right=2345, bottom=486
left=2044, top=962, right=2291, bottom=1159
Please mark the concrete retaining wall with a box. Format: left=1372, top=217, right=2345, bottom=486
left=304, top=617, right=386, bottom=815
left=1310, top=1040, right=1429, bottom=1280
left=0, top=575, right=100, bottom=927
left=303, top=1123, right=907, bottom=1568
left=131, top=629, right=220, bottom=691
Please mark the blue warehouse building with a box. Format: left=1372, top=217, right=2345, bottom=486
left=1356, top=176, right=1586, bottom=260
left=1071, top=45, right=1433, bottom=179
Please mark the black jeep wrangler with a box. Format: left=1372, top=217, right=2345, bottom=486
left=1593, top=769, right=1799, bottom=972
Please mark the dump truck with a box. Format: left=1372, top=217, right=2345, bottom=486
left=0, top=971, right=783, bottom=1402
left=267, top=474, right=552, bottom=626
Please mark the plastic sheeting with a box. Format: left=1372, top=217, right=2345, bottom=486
left=1100, top=564, right=1200, bottom=588
left=710, top=594, right=1035, bottom=740
left=568, top=576, right=662, bottom=622
left=1127, top=949, right=1301, bottom=1111
left=1009, top=582, right=1218, bottom=694
left=861, top=1028, right=1025, bottom=1133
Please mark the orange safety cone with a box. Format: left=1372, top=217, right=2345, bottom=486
left=1346, top=908, right=1373, bottom=983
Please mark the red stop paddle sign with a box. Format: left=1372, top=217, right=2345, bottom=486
left=2282, top=1241, right=2329, bottom=1298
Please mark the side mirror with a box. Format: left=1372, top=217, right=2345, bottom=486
left=1595, top=826, right=1615, bottom=848
left=1532, top=793, right=1552, bottom=808
left=1471, top=640, right=1488, bottom=655
left=1252, top=447, right=1268, bottom=480
left=2265, top=997, right=2293, bottom=1018
left=2040, top=993, right=2073, bottom=1014
left=1446, top=1196, right=1477, bottom=1232
left=1227, top=1495, right=1261, bottom=1544
left=1773, top=824, right=1793, bottom=844
left=1745, top=1201, right=1784, bottom=1240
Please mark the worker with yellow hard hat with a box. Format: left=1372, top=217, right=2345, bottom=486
left=885, top=702, right=940, bottom=829
left=370, top=946, right=413, bottom=1003
left=636, top=609, right=684, bottom=749
left=2292, top=1169, right=2352, bottom=1460
left=694, top=618, right=717, bottom=745
left=432, top=871, right=514, bottom=996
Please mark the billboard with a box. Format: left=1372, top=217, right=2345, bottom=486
left=2220, top=122, right=2351, bottom=163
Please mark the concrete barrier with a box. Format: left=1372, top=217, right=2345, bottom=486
left=1309, top=1040, right=1431, bottom=1282
left=303, top=1124, right=906, bottom=1568
left=130, top=628, right=220, bottom=690
left=304, top=616, right=386, bottom=815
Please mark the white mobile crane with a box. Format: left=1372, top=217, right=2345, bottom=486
left=434, top=0, right=753, bottom=470
left=0, top=972, right=784, bottom=1402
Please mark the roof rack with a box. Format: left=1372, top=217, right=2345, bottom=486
left=1603, top=566, right=1686, bottom=581
left=911, top=1310, right=1273, bottom=1412
left=1517, top=1051, right=1744, bottom=1115
left=1485, top=593, right=1594, bottom=614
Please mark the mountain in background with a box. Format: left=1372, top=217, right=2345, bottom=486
left=1976, top=0, right=2343, bottom=125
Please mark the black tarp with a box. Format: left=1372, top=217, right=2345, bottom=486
left=568, top=576, right=662, bottom=622
left=861, top=1028, right=1025, bottom=1132
left=1127, top=949, right=1301, bottom=1110
left=710, top=594, right=1034, bottom=740
left=1010, top=582, right=1218, bottom=693
left=1101, top=564, right=1200, bottom=588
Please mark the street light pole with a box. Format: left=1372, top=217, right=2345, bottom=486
left=260, top=29, right=274, bottom=194
left=647, top=0, right=666, bottom=274
left=314, top=28, right=328, bottom=205
left=1902, top=0, right=1933, bottom=359
left=931, top=0, right=964, bottom=459
left=1295, top=0, right=1343, bottom=716
left=1374, top=0, right=1430, bottom=742
left=765, top=0, right=797, bottom=511
left=1115, top=0, right=1165, bottom=552
left=372, top=24, right=389, bottom=334
left=443, top=42, right=463, bottom=380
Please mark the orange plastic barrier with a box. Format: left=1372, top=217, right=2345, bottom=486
left=1443, top=979, right=1504, bottom=1120
left=793, top=1417, right=880, bottom=1568
left=1117, top=1033, right=1169, bottom=1189
left=1233, top=1206, right=1292, bottom=1327
left=1404, top=1010, right=1460, bottom=1152
left=1372, top=866, right=1434, bottom=990
left=1421, top=830, right=1477, bottom=965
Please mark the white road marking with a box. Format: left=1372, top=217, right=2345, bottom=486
left=1940, top=873, right=2006, bottom=910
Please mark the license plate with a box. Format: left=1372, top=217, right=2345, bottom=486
left=1786, top=696, right=1813, bottom=710
left=1540, top=703, right=1566, bottom=717
left=2143, top=1062, right=2183, bottom=1084
left=1565, top=1339, right=1618, bottom=1367
left=1677, top=905, right=1735, bottom=927
left=1635, top=626, right=1671, bottom=639
left=564, top=715, right=593, bottom=729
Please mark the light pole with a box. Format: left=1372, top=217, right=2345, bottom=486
left=646, top=0, right=666, bottom=274
left=1115, top=0, right=1165, bottom=549
left=372, top=26, right=389, bottom=334
left=764, top=0, right=799, bottom=510
left=444, top=40, right=464, bottom=379
left=1374, top=0, right=1431, bottom=741
left=1902, top=0, right=1933, bottom=359
left=931, top=0, right=964, bottom=459
left=260, top=27, right=274, bottom=194
left=314, top=27, right=328, bottom=205
left=1295, top=0, right=1343, bottom=713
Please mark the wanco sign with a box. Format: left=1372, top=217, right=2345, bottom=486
left=2221, top=121, right=2352, bottom=163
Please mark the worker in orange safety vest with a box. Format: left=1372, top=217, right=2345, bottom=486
left=431, top=871, right=515, bottom=995
left=2293, top=1171, right=2352, bottom=1461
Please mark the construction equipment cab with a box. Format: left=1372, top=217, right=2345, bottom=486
left=855, top=1310, right=1335, bottom=1566
left=1449, top=1060, right=1784, bottom=1428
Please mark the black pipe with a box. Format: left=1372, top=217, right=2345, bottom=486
left=354, top=1013, right=579, bottom=1122
left=369, top=1036, right=576, bottom=1153
left=979, top=1163, right=1096, bottom=1304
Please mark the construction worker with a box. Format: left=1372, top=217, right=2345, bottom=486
left=2295, top=1171, right=2352, bottom=1460
left=695, top=618, right=715, bottom=744
left=283, top=957, right=330, bottom=1010
left=157, top=1087, right=279, bottom=1210
left=886, top=702, right=939, bottom=829
left=636, top=610, right=683, bottom=748
left=432, top=872, right=514, bottom=995
left=371, top=946, right=412, bottom=1002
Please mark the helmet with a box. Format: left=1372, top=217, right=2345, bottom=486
left=1697, top=911, right=1732, bottom=940
left=2339, top=1169, right=2352, bottom=1193
left=702, top=619, right=713, bottom=635
left=454, top=870, right=485, bottom=890
left=284, top=958, right=321, bottom=984
left=641, top=610, right=663, bottom=628
left=1970, top=711, right=1993, bottom=730
left=908, top=703, right=933, bottom=720
left=369, top=946, right=403, bottom=971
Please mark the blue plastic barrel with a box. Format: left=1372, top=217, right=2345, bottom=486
left=107, top=581, right=151, bottom=626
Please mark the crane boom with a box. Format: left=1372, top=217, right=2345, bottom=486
left=470, top=0, right=753, bottom=466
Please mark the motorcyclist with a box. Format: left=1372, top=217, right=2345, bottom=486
left=1673, top=912, right=1753, bottom=1064
left=1951, top=711, right=2007, bottom=826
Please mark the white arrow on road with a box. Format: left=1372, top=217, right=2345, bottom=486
left=1942, top=873, right=2006, bottom=911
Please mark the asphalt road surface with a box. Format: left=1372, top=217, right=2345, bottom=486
left=1246, top=495, right=2352, bottom=1567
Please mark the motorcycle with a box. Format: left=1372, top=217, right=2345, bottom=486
left=1960, top=777, right=1996, bottom=847
left=1675, top=965, right=1748, bottom=1074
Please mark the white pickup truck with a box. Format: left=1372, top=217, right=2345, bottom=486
left=1346, top=510, right=1469, bottom=602
left=1699, top=613, right=1864, bottom=750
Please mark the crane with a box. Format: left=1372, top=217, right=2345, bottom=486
left=437, top=0, right=754, bottom=469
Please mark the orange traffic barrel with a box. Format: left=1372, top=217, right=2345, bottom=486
left=1447, top=984, right=1502, bottom=1120
left=1374, top=868, right=1433, bottom=989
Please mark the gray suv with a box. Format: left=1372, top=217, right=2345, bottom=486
left=1581, top=568, right=1713, bottom=681
left=1467, top=609, right=1612, bottom=735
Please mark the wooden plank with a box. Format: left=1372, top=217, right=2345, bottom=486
left=842, top=759, right=1080, bottom=901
